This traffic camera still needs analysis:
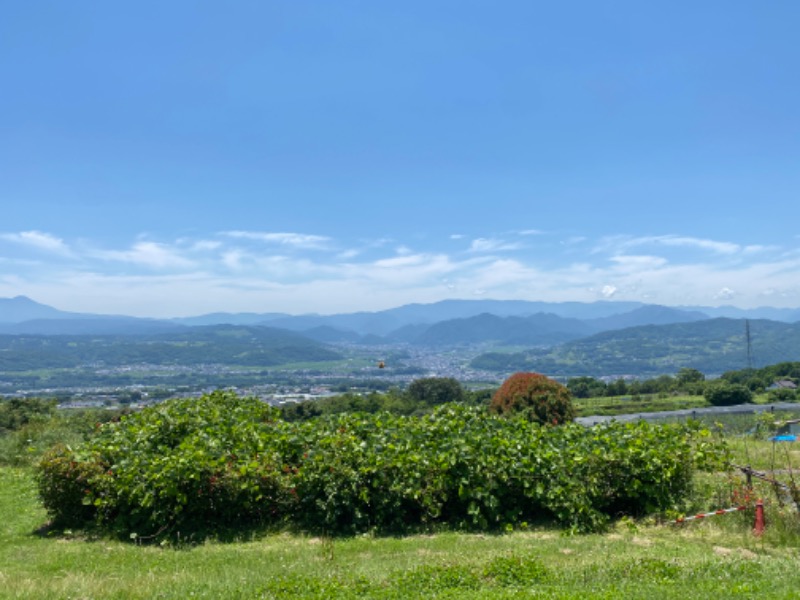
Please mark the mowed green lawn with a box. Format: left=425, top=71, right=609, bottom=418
left=2, top=467, right=799, bottom=600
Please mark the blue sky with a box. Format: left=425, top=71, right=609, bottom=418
left=1, top=1, right=799, bottom=317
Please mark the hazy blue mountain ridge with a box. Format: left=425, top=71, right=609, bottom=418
left=0, top=296, right=80, bottom=323
left=681, top=305, right=800, bottom=322
left=296, top=306, right=713, bottom=348
left=2, top=296, right=799, bottom=354
left=411, top=313, right=593, bottom=346
left=172, top=312, right=287, bottom=327
left=584, top=305, right=709, bottom=332
left=0, top=317, right=186, bottom=336
left=2, top=296, right=800, bottom=380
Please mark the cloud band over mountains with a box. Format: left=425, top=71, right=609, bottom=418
left=1, top=229, right=798, bottom=318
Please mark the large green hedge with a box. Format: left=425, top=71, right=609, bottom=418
left=36, top=391, right=726, bottom=541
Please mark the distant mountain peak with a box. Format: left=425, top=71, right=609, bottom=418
left=0, top=295, right=71, bottom=323
left=7, top=295, right=40, bottom=304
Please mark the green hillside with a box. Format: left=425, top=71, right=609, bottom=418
left=471, top=318, right=800, bottom=377
left=0, top=325, right=341, bottom=371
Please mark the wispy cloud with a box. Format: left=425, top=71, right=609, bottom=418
left=2, top=229, right=800, bottom=317
left=373, top=254, right=428, bottom=269
left=657, top=236, right=740, bottom=254
left=222, top=231, right=332, bottom=250
left=468, top=238, right=522, bottom=253
left=188, top=240, right=223, bottom=252
left=1, top=230, right=73, bottom=256
left=597, top=234, right=742, bottom=255
left=714, top=287, right=736, bottom=301
left=600, top=285, right=618, bottom=298
left=609, top=255, right=669, bottom=270
left=221, top=250, right=246, bottom=271
left=362, top=253, right=464, bottom=285
left=337, top=249, right=361, bottom=260
left=742, top=244, right=776, bottom=254
left=96, top=241, right=196, bottom=269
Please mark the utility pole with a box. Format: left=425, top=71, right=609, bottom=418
left=745, top=319, right=753, bottom=370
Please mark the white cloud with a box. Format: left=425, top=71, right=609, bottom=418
left=3, top=229, right=800, bottom=317
left=714, top=287, right=736, bottom=301
left=600, top=285, right=618, bottom=298
left=190, top=240, right=223, bottom=252
left=337, top=249, right=361, bottom=260
left=597, top=234, right=741, bottom=255
left=97, top=241, right=195, bottom=269
left=610, top=255, right=669, bottom=270
left=360, top=253, right=464, bottom=286
left=659, top=236, right=740, bottom=254
left=469, top=238, right=522, bottom=253
left=1, top=230, right=73, bottom=256
left=465, top=259, right=538, bottom=290
left=223, top=231, right=331, bottom=250
left=221, top=250, right=246, bottom=271
left=373, top=254, right=427, bottom=269
left=742, top=244, right=776, bottom=254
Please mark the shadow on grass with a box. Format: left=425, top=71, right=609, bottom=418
left=28, top=512, right=561, bottom=547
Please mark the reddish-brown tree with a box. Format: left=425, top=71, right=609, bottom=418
left=489, top=372, right=576, bottom=425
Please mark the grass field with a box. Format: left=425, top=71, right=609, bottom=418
left=573, top=392, right=800, bottom=418
left=573, top=394, right=710, bottom=417
left=3, top=464, right=800, bottom=600
left=4, top=400, right=800, bottom=598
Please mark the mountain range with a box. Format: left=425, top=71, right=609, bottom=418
left=2, top=296, right=800, bottom=378
left=2, top=295, right=799, bottom=340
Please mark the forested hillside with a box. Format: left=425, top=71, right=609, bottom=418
left=0, top=325, right=341, bottom=371
left=471, top=318, right=800, bottom=377
left=411, top=313, right=592, bottom=346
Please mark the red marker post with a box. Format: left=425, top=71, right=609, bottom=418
left=753, top=499, right=765, bottom=536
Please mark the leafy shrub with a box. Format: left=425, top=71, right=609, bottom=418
left=768, top=387, right=797, bottom=403
left=281, top=390, right=413, bottom=422
left=0, top=397, right=56, bottom=433
left=282, top=379, right=478, bottom=422
left=489, top=372, right=576, bottom=425
left=1, top=419, right=73, bottom=467
left=704, top=383, right=753, bottom=406
left=406, top=377, right=466, bottom=406
left=38, top=391, right=292, bottom=539
left=36, top=443, right=106, bottom=527
left=0, top=407, right=125, bottom=467
left=36, top=391, right=726, bottom=540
